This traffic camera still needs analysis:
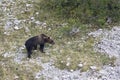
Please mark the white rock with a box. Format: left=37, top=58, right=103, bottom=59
left=4, top=21, right=12, bottom=30
left=26, top=4, right=32, bottom=7
left=36, top=12, right=39, bottom=15
left=67, top=57, right=71, bottom=61
left=14, top=26, right=19, bottom=30
left=14, top=19, right=21, bottom=25
left=30, top=17, right=34, bottom=20
left=78, top=63, right=83, bottom=68
left=90, top=66, right=97, bottom=70
left=69, top=27, right=80, bottom=36
left=4, top=32, right=10, bottom=35
left=70, top=69, right=74, bottom=72
left=35, top=21, right=41, bottom=25
left=61, top=61, right=64, bottom=63
left=67, top=42, right=71, bottom=44
left=42, top=23, right=47, bottom=26
left=48, top=28, right=51, bottom=31
left=14, top=75, right=19, bottom=79
left=25, top=27, right=30, bottom=32
left=66, top=62, right=70, bottom=66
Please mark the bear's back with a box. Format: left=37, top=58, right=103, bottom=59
left=25, top=36, right=38, bottom=45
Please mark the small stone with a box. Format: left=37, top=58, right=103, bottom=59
left=14, top=75, right=19, bottom=79
left=66, top=62, right=70, bottom=66
left=90, top=66, right=97, bottom=70
left=59, top=50, right=63, bottom=53
left=35, top=21, right=41, bottom=25
left=14, top=19, right=21, bottom=25
left=70, top=69, right=74, bottom=72
left=4, top=32, right=10, bottom=35
left=25, top=27, right=30, bottom=32
left=36, top=12, right=39, bottom=15
left=78, top=63, right=83, bottom=68
left=30, top=17, right=34, bottom=20
left=48, top=28, right=51, bottom=31
left=26, top=4, right=32, bottom=7
left=67, top=57, right=71, bottom=61
left=61, top=61, right=64, bottom=63
left=14, top=26, right=19, bottom=30
left=67, top=42, right=71, bottom=44
left=69, top=27, right=80, bottom=36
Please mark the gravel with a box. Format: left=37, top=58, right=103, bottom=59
left=88, top=26, right=120, bottom=80
left=90, top=27, right=120, bottom=58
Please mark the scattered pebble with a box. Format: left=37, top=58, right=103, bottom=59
left=90, top=66, right=97, bottom=70
left=78, top=63, right=83, bottom=68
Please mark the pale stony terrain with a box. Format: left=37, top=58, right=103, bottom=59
left=0, top=0, right=120, bottom=80
left=88, top=27, right=120, bottom=80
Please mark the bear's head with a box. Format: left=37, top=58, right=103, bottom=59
left=41, top=34, right=55, bottom=45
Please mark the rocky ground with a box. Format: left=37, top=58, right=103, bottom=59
left=88, top=27, right=120, bottom=80
left=33, top=27, right=120, bottom=80
left=14, top=27, right=120, bottom=80
left=0, top=0, right=120, bottom=80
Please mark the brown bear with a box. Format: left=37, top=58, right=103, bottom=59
left=25, top=34, right=55, bottom=58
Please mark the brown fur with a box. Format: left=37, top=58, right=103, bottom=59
left=25, top=34, right=55, bottom=58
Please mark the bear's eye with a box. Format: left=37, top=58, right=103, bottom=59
left=48, top=37, right=50, bottom=39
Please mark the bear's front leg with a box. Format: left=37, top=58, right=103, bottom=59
left=28, top=51, right=32, bottom=58
left=40, top=44, right=45, bottom=53
left=28, top=52, right=31, bottom=58
left=34, top=45, right=37, bottom=50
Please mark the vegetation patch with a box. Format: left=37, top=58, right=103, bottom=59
left=53, top=37, right=114, bottom=71
left=0, top=0, right=117, bottom=79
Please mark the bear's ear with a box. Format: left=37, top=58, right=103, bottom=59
left=40, top=34, right=46, bottom=38
left=41, top=34, right=46, bottom=36
left=41, top=34, right=48, bottom=37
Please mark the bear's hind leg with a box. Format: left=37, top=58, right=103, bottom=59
left=26, top=46, right=32, bottom=58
